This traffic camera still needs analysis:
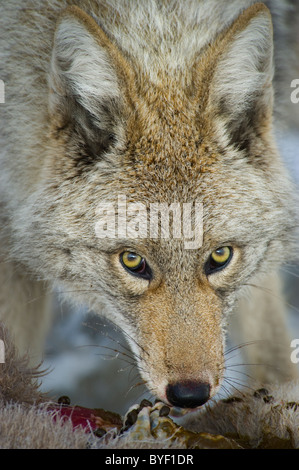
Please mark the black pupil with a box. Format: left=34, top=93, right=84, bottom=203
left=215, top=248, right=225, bottom=259
left=127, top=254, right=144, bottom=271
left=128, top=253, right=139, bottom=263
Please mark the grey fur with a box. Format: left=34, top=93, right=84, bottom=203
left=0, top=0, right=298, bottom=405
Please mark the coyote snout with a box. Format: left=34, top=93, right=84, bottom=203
left=128, top=274, right=224, bottom=409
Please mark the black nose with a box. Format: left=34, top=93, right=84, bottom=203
left=166, top=381, right=210, bottom=408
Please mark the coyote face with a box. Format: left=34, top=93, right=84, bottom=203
left=0, top=1, right=298, bottom=409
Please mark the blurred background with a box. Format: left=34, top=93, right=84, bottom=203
left=39, top=130, right=299, bottom=416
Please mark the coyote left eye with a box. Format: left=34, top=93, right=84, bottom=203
left=205, top=246, right=233, bottom=275
left=120, top=251, right=152, bottom=280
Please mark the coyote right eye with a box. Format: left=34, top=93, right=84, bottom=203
left=205, top=246, right=233, bottom=275
left=120, top=251, right=152, bottom=280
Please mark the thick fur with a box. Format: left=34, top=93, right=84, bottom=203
left=1, top=323, right=299, bottom=449
left=0, top=0, right=298, bottom=407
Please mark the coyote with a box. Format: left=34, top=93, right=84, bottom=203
left=0, top=0, right=298, bottom=409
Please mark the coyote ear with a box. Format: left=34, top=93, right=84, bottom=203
left=207, top=4, right=274, bottom=150
left=49, top=6, right=133, bottom=158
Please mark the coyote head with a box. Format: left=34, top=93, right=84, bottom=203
left=19, top=3, right=296, bottom=408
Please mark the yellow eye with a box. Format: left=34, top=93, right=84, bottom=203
left=120, top=251, right=152, bottom=280
left=211, top=246, right=231, bottom=264
left=205, top=246, right=233, bottom=275
left=121, top=251, right=143, bottom=270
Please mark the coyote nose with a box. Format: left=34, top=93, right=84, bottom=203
left=166, top=381, right=210, bottom=408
